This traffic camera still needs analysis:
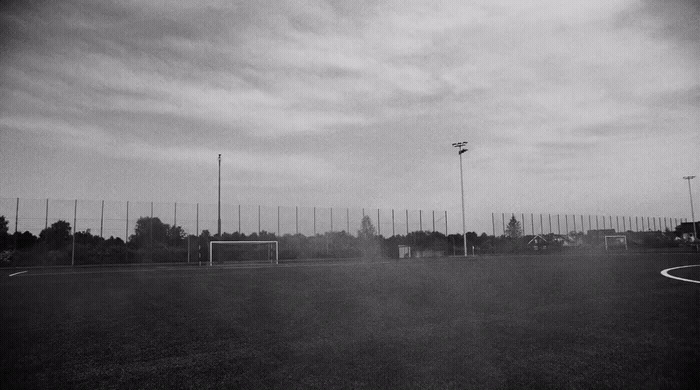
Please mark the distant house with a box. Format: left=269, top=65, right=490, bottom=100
left=587, top=229, right=616, bottom=237
left=676, top=222, right=699, bottom=241
left=527, top=235, right=548, bottom=250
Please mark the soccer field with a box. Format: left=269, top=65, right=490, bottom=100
left=2, top=254, right=699, bottom=389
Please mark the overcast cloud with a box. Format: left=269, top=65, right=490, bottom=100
left=1, top=0, right=698, bottom=234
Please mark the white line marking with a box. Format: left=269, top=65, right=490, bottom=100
left=15, top=261, right=394, bottom=277
left=660, top=264, right=700, bottom=284
left=8, top=271, right=28, bottom=277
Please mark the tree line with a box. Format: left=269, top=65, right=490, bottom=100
left=0, top=214, right=693, bottom=267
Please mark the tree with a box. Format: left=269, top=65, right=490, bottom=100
left=505, top=215, right=522, bottom=239
left=0, top=216, right=8, bottom=250
left=358, top=216, right=380, bottom=258
left=39, top=220, right=72, bottom=250
left=358, top=215, right=377, bottom=239
left=131, top=217, right=170, bottom=248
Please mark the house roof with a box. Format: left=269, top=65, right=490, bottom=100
left=527, top=235, right=548, bottom=245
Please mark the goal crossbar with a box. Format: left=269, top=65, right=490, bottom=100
left=209, top=241, right=279, bottom=266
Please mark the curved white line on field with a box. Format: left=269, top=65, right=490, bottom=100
left=8, top=270, right=27, bottom=277
left=660, top=264, right=700, bottom=284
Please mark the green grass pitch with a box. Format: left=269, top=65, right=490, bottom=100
left=2, top=254, right=699, bottom=388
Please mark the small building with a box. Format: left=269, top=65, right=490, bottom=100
left=527, top=235, right=548, bottom=250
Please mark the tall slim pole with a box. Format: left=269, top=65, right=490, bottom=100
left=217, top=154, right=221, bottom=236
left=444, top=210, right=448, bottom=236
left=45, top=198, right=49, bottom=230
left=72, top=199, right=77, bottom=266
left=492, top=213, right=496, bottom=237
left=683, top=176, right=697, bottom=246
left=14, top=197, right=18, bottom=233
left=392, top=209, right=395, bottom=237
left=126, top=201, right=129, bottom=241
left=377, top=209, right=380, bottom=236
left=100, top=200, right=104, bottom=238
left=347, top=208, right=350, bottom=234
left=453, top=142, right=468, bottom=257
left=406, top=209, right=409, bottom=235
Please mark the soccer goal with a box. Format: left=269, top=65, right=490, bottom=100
left=209, top=241, right=278, bottom=266
left=604, top=235, right=628, bottom=251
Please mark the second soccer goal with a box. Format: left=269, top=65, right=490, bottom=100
left=209, top=241, right=279, bottom=265
left=604, top=235, right=628, bottom=251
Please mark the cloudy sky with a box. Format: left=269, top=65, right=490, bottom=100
left=1, top=0, right=698, bottom=234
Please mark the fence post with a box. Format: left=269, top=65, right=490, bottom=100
left=330, top=208, right=333, bottom=232
left=238, top=204, right=241, bottom=233
left=72, top=199, right=77, bottom=266
left=150, top=202, right=153, bottom=260
left=14, top=197, right=19, bottom=233
left=419, top=210, right=422, bottom=232
left=296, top=206, right=299, bottom=235
left=531, top=213, right=534, bottom=235
left=313, top=207, right=316, bottom=235
left=196, top=203, right=199, bottom=236
left=445, top=210, right=448, bottom=236
left=174, top=202, right=177, bottom=227
left=125, top=201, right=129, bottom=263
left=258, top=205, right=261, bottom=235
left=557, top=214, right=561, bottom=234
left=45, top=198, right=49, bottom=230
left=406, top=209, right=409, bottom=235
left=392, top=209, right=395, bottom=237
left=377, top=209, right=380, bottom=236
left=492, top=213, right=495, bottom=237
left=126, top=201, right=129, bottom=240
left=432, top=210, right=435, bottom=232
left=540, top=214, right=544, bottom=234
left=565, top=215, right=569, bottom=234
left=100, top=200, right=104, bottom=238
left=277, top=206, right=280, bottom=237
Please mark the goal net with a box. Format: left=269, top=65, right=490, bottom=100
left=209, top=241, right=279, bottom=265
left=604, top=235, right=628, bottom=251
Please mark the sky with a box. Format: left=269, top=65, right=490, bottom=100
left=0, top=0, right=698, bottom=235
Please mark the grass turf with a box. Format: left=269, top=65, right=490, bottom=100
left=1, top=253, right=699, bottom=389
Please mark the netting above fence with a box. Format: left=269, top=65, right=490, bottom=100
left=490, top=212, right=687, bottom=237
left=0, top=198, right=451, bottom=240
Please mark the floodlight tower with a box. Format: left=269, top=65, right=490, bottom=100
left=452, top=141, right=468, bottom=257
left=683, top=175, right=697, bottom=248
left=217, top=154, right=222, bottom=237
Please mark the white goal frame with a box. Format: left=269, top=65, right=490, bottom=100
left=604, top=235, right=628, bottom=251
left=209, top=241, right=279, bottom=266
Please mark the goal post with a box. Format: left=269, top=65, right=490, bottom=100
left=604, top=235, right=628, bottom=251
left=209, top=241, right=279, bottom=266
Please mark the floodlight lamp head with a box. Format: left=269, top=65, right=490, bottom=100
left=459, top=149, right=468, bottom=155
left=683, top=175, right=696, bottom=180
